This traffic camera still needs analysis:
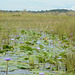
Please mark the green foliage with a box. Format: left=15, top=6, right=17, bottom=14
left=17, top=64, right=30, bottom=69
left=19, top=46, right=32, bottom=51
left=62, top=51, right=75, bottom=72
left=0, top=50, right=6, bottom=53
left=24, top=56, right=29, bottom=60
left=62, top=36, right=67, bottom=40
left=29, top=56, right=34, bottom=66
left=59, top=52, right=67, bottom=58
left=36, top=54, right=45, bottom=63
left=3, top=45, right=13, bottom=49
left=25, top=41, right=32, bottom=45
left=39, top=45, right=44, bottom=49
left=21, top=30, right=25, bottom=34
left=15, top=36, right=20, bottom=39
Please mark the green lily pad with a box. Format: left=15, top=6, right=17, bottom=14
left=0, top=50, right=6, bottom=53
left=71, top=49, right=75, bottom=52
left=17, top=64, right=30, bottom=69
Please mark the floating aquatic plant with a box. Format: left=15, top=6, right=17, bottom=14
left=71, top=33, right=73, bottom=35
left=5, top=58, right=11, bottom=61
left=59, top=41, right=61, bottom=44
left=37, top=47, right=40, bottom=52
left=0, top=30, right=74, bottom=74
left=51, top=30, right=54, bottom=31
left=5, top=58, right=11, bottom=75
left=20, top=42, right=23, bottom=44
left=40, top=37, right=43, bottom=39
left=37, top=47, right=40, bottom=50
left=11, top=38, right=14, bottom=41
left=39, top=72, right=44, bottom=75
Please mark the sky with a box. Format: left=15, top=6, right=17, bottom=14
left=0, top=0, right=75, bottom=11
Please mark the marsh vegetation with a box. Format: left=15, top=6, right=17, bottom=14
left=0, top=11, right=75, bottom=75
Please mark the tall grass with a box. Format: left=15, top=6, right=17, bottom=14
left=0, top=12, right=75, bottom=46
left=62, top=50, right=75, bottom=72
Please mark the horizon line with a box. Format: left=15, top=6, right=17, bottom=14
left=0, top=8, right=75, bottom=11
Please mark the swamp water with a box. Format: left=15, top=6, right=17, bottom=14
left=0, top=30, right=75, bottom=75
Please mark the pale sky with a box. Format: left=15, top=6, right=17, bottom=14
left=0, top=0, right=75, bottom=11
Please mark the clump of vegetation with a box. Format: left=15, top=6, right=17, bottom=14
left=3, top=45, right=13, bottom=49
left=62, top=51, right=75, bottom=72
